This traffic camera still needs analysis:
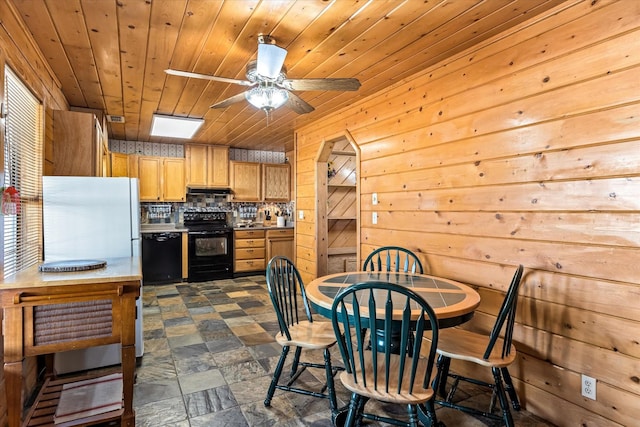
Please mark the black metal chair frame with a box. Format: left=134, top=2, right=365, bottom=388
left=363, top=246, right=424, bottom=274
left=362, top=246, right=424, bottom=353
left=264, top=256, right=343, bottom=415
left=432, top=264, right=524, bottom=426
left=331, top=281, right=443, bottom=427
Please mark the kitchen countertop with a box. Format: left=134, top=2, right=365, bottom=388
left=233, top=225, right=294, bottom=231
left=0, top=256, right=142, bottom=289
left=141, top=224, right=294, bottom=232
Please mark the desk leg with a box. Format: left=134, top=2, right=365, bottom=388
left=121, top=345, right=136, bottom=427
left=4, top=306, right=24, bottom=427
left=4, top=361, right=23, bottom=427
left=120, top=294, right=137, bottom=427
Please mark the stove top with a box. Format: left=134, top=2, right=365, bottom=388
left=183, top=210, right=231, bottom=230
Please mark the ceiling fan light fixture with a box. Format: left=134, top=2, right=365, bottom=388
left=150, top=114, right=204, bottom=138
left=245, top=83, right=289, bottom=113
left=257, top=43, right=287, bottom=79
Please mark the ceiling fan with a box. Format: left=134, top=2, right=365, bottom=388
left=165, top=35, right=361, bottom=116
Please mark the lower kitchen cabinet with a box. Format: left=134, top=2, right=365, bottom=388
left=234, top=229, right=266, bottom=274
left=266, top=228, right=294, bottom=262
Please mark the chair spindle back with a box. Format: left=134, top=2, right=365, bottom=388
left=266, top=256, right=313, bottom=341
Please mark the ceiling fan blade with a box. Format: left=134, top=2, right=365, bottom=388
left=282, top=78, right=361, bottom=92
left=286, top=92, right=315, bottom=114
left=210, top=92, right=248, bottom=109
left=166, top=69, right=253, bottom=87
left=257, top=43, right=287, bottom=79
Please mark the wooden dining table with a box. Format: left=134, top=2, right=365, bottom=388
left=306, top=271, right=481, bottom=328
left=306, top=271, right=481, bottom=426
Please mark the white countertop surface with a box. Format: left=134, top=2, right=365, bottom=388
left=0, top=256, right=142, bottom=289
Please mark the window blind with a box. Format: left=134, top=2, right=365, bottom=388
left=3, top=66, right=43, bottom=278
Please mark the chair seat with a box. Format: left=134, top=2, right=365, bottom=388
left=339, top=353, right=435, bottom=405
left=275, top=320, right=337, bottom=349
left=436, top=327, right=517, bottom=368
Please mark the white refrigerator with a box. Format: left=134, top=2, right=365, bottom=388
left=42, top=176, right=144, bottom=374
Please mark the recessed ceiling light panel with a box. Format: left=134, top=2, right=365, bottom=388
left=150, top=114, right=204, bottom=139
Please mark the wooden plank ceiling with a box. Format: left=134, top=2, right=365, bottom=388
left=12, top=0, right=564, bottom=152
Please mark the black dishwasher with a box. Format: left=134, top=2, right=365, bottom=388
left=142, top=232, right=182, bottom=285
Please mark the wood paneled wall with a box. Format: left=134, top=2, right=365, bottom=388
left=0, top=0, right=69, bottom=420
left=294, top=1, right=640, bottom=425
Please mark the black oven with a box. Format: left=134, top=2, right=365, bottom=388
left=185, top=210, right=234, bottom=282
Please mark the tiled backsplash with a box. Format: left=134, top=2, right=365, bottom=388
left=109, top=140, right=286, bottom=164
left=109, top=140, right=184, bottom=157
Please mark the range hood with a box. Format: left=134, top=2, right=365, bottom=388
left=187, top=187, right=233, bottom=196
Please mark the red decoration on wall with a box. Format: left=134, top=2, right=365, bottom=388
left=2, top=186, right=20, bottom=215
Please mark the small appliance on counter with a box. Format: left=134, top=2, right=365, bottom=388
left=42, top=176, right=144, bottom=374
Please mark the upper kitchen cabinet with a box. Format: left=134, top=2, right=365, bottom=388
left=230, top=161, right=261, bottom=201
left=137, top=156, right=185, bottom=202
left=52, top=110, right=107, bottom=176
left=163, top=158, right=186, bottom=201
left=185, top=145, right=229, bottom=188
left=110, top=152, right=129, bottom=177
left=262, top=163, right=290, bottom=202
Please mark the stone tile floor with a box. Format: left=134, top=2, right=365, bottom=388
left=134, top=276, right=556, bottom=427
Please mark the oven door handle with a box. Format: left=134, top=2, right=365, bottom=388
left=188, top=230, right=229, bottom=235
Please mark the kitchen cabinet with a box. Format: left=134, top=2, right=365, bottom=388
left=185, top=145, right=229, bottom=187
left=110, top=152, right=129, bottom=177
left=52, top=110, right=106, bottom=176
left=266, top=228, right=294, bottom=262
left=208, top=146, right=230, bottom=187
left=230, top=161, right=291, bottom=202
left=163, top=158, right=186, bottom=201
left=234, top=229, right=265, bottom=273
left=138, top=157, right=162, bottom=201
left=262, top=163, right=290, bottom=201
left=230, top=161, right=261, bottom=201
left=128, top=155, right=139, bottom=178
left=137, top=156, right=185, bottom=202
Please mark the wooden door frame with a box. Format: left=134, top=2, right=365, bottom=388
left=314, top=131, right=360, bottom=277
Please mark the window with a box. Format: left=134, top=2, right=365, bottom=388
left=3, top=66, right=43, bottom=277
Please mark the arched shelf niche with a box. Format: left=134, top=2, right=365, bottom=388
left=315, top=132, right=360, bottom=277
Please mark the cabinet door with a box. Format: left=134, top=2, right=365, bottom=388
left=208, top=146, right=229, bottom=186
left=128, top=155, right=139, bottom=178
left=163, top=158, right=186, bottom=202
left=110, top=152, right=129, bottom=177
left=266, top=229, right=294, bottom=262
left=185, top=145, right=207, bottom=186
left=52, top=110, right=99, bottom=176
left=263, top=164, right=290, bottom=201
left=230, top=161, right=261, bottom=201
left=138, top=157, right=162, bottom=201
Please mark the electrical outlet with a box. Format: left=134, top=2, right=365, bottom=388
left=298, top=210, right=304, bottom=220
left=372, top=212, right=378, bottom=224
left=581, top=374, right=596, bottom=400
left=372, top=193, right=378, bottom=205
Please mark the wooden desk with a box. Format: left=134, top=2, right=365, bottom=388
left=0, top=257, right=141, bottom=427
left=306, top=271, right=481, bottom=328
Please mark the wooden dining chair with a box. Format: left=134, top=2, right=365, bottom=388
left=330, top=281, right=444, bottom=427
left=363, top=246, right=424, bottom=274
left=431, top=264, right=524, bottom=427
left=264, top=256, right=342, bottom=416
